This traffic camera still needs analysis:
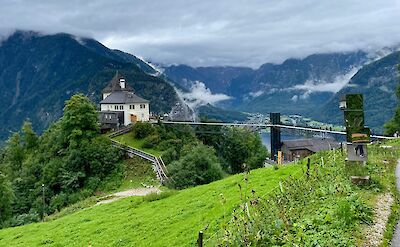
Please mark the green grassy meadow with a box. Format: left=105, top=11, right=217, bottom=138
left=113, top=133, right=164, bottom=157
left=0, top=164, right=301, bottom=246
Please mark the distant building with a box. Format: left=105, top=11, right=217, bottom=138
left=99, top=72, right=150, bottom=130
left=281, top=138, right=340, bottom=161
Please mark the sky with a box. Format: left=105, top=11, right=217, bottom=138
left=0, top=0, right=399, bottom=68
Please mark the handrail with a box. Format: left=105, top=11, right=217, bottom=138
left=111, top=139, right=168, bottom=183
left=161, top=121, right=396, bottom=140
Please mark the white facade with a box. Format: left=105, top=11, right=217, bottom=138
left=100, top=102, right=150, bottom=125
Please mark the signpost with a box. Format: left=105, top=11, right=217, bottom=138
left=339, top=94, right=370, bottom=183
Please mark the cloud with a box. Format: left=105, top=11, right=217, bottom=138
left=176, top=81, right=232, bottom=109
left=0, top=0, right=399, bottom=67
left=249, top=90, right=264, bottom=97
left=292, top=67, right=360, bottom=93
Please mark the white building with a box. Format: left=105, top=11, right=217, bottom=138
left=99, top=72, right=150, bottom=129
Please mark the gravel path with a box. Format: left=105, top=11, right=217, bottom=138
left=364, top=193, right=394, bottom=246
left=96, top=187, right=161, bottom=205
left=390, top=159, right=400, bottom=246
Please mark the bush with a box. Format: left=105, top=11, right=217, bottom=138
left=142, top=191, right=177, bottom=202
left=49, top=192, right=68, bottom=212
left=218, top=127, right=268, bottom=174
left=132, top=122, right=155, bottom=139
left=142, top=134, right=161, bottom=149
left=9, top=212, right=40, bottom=227
left=168, top=144, right=224, bottom=189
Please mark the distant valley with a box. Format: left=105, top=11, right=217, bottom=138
left=163, top=50, right=399, bottom=133
left=0, top=30, right=398, bottom=142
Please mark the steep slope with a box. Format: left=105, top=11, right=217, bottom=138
left=315, top=51, right=400, bottom=133
left=0, top=165, right=301, bottom=246
left=0, top=31, right=179, bottom=141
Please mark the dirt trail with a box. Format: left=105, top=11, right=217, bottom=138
left=390, top=159, right=400, bottom=246
left=96, top=187, right=161, bottom=205
left=364, top=193, right=394, bottom=246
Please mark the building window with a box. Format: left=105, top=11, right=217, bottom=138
left=120, top=105, right=124, bottom=110
left=114, top=105, right=118, bottom=110
left=140, top=104, right=146, bottom=109
left=129, top=104, right=135, bottom=110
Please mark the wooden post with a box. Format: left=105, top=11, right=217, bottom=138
left=197, top=231, right=203, bottom=247
left=306, top=158, right=310, bottom=178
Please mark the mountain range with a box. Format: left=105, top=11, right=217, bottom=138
left=0, top=30, right=398, bottom=141
left=163, top=50, right=399, bottom=132
left=0, top=31, right=180, bottom=141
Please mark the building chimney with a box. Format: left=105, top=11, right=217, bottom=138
left=119, top=78, right=125, bottom=89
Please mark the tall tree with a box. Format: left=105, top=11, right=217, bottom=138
left=60, top=94, right=99, bottom=147
left=0, top=173, right=14, bottom=225
left=21, top=121, right=38, bottom=150
left=220, top=127, right=268, bottom=173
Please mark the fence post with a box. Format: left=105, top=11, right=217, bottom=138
left=306, top=158, right=310, bottom=178
left=197, top=231, right=203, bottom=247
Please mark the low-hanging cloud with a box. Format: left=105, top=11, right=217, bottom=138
left=177, top=81, right=232, bottom=109
left=292, top=67, right=360, bottom=93
left=0, top=0, right=399, bottom=67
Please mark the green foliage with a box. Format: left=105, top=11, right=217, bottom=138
left=0, top=31, right=179, bottom=142
left=0, top=161, right=301, bottom=246
left=219, top=127, right=268, bottom=173
left=21, top=121, right=38, bottom=150
left=0, top=174, right=13, bottom=225
left=168, top=144, right=224, bottom=189
left=215, top=148, right=398, bottom=246
left=132, top=122, right=155, bottom=139
left=60, top=94, right=99, bottom=147
left=142, top=135, right=161, bottom=149
left=0, top=94, right=123, bottom=228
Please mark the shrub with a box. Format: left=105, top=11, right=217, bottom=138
left=142, top=134, right=161, bottom=149
left=142, top=191, right=177, bottom=202
left=49, top=192, right=68, bottom=212
left=168, top=144, right=224, bottom=189
left=219, top=127, right=268, bottom=173
left=132, top=122, right=155, bottom=139
left=9, top=212, right=40, bottom=227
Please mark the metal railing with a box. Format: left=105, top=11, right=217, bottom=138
left=108, top=128, right=169, bottom=184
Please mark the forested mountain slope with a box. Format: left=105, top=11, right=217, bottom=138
left=0, top=31, right=179, bottom=141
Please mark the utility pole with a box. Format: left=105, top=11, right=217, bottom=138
left=270, top=113, right=281, bottom=161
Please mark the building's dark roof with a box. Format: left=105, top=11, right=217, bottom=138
left=102, top=71, right=133, bottom=93
left=100, top=91, right=149, bottom=104
left=282, top=138, right=340, bottom=153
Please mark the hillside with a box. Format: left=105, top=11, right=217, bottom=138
left=315, top=51, right=400, bottom=133
left=0, top=165, right=301, bottom=246
left=0, top=31, right=179, bottom=141
left=163, top=51, right=368, bottom=112
left=0, top=142, right=398, bottom=246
